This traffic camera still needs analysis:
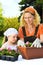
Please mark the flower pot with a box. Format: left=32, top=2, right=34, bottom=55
left=18, top=46, right=43, bottom=59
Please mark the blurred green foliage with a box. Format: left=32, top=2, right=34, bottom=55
left=0, top=36, right=3, bottom=47
left=0, top=3, right=20, bottom=35
left=0, top=17, right=20, bottom=33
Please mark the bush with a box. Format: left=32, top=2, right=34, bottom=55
left=0, top=17, right=20, bottom=35
left=0, top=36, right=3, bottom=47
left=3, top=17, right=20, bottom=31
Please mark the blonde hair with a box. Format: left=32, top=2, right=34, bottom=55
left=20, top=8, right=41, bottom=27
left=2, top=36, right=8, bottom=44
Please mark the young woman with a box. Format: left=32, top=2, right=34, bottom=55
left=18, top=6, right=43, bottom=47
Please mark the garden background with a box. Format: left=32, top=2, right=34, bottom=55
left=0, top=0, right=43, bottom=47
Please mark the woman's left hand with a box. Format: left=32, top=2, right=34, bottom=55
left=31, top=38, right=42, bottom=48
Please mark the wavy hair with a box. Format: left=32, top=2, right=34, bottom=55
left=20, top=9, right=41, bottom=27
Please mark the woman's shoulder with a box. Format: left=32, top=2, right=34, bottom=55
left=39, top=23, right=43, bottom=26
left=37, top=24, right=43, bottom=34
left=18, top=26, right=22, bottom=30
left=39, top=24, right=43, bottom=29
left=18, top=26, right=25, bottom=31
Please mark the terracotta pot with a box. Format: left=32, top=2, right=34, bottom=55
left=18, top=46, right=43, bottom=59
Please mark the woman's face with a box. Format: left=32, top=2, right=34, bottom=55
left=8, top=34, right=17, bottom=43
left=24, top=12, right=34, bottom=25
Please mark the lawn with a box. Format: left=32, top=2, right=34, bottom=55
left=0, top=36, right=3, bottom=47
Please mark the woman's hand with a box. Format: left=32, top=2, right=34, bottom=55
left=31, top=38, right=42, bottom=48
left=17, top=40, right=25, bottom=47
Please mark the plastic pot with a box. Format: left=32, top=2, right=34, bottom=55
left=18, top=46, right=43, bottom=59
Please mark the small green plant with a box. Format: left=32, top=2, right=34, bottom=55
left=25, top=43, right=32, bottom=47
left=0, top=49, right=19, bottom=57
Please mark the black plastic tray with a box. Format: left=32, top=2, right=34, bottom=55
left=0, top=55, right=18, bottom=61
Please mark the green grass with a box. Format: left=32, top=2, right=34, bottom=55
left=0, top=36, right=3, bottom=47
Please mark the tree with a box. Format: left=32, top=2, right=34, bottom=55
left=0, top=3, right=4, bottom=35
left=0, top=3, right=3, bottom=17
left=18, top=0, right=43, bottom=23
left=19, top=0, right=36, bottom=11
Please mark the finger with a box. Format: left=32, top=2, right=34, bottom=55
left=31, top=44, right=34, bottom=47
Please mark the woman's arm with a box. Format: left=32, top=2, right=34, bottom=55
left=18, top=27, right=24, bottom=39
left=37, top=24, right=43, bottom=41
left=40, top=34, right=43, bottom=43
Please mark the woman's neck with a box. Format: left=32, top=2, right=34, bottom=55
left=25, top=23, right=35, bottom=34
left=25, top=23, right=35, bottom=29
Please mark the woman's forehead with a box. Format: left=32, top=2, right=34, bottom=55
left=24, top=12, right=34, bottom=17
left=24, top=12, right=32, bottom=15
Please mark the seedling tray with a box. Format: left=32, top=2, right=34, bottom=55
left=0, top=49, right=19, bottom=61
left=0, top=55, right=18, bottom=61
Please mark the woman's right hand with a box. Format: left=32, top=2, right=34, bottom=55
left=17, top=40, right=25, bottom=47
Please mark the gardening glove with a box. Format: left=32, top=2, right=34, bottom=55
left=17, top=40, right=25, bottom=47
left=31, top=38, right=42, bottom=48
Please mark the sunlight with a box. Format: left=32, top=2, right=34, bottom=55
left=0, top=0, right=21, bottom=17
